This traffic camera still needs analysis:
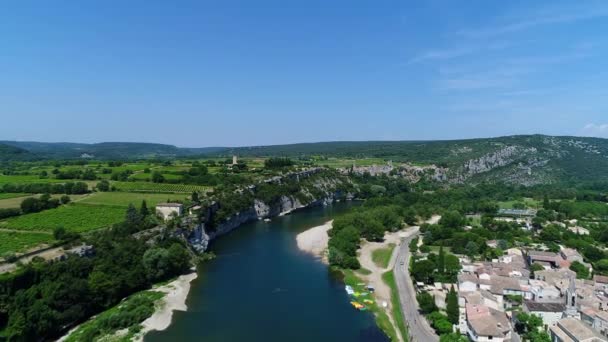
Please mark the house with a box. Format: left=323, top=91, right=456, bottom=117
left=595, top=276, right=608, bottom=285
left=561, top=248, right=585, bottom=264
left=529, top=279, right=562, bottom=302
left=550, top=317, right=607, bottom=342
left=527, top=250, right=561, bottom=268
left=459, top=274, right=479, bottom=292
left=523, top=300, right=565, bottom=327
left=593, top=311, right=608, bottom=337
left=156, top=203, right=184, bottom=220
left=465, top=303, right=512, bottom=342
left=536, top=269, right=577, bottom=287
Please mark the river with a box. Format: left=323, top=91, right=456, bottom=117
left=146, top=202, right=388, bottom=342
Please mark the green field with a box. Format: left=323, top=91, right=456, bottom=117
left=0, top=193, right=28, bottom=200
left=2, top=204, right=125, bottom=233
left=382, top=271, right=409, bottom=341
left=0, top=175, right=65, bottom=185
left=111, top=181, right=211, bottom=193
left=128, top=173, right=182, bottom=181
left=498, top=198, right=541, bottom=209
left=372, top=243, right=396, bottom=268
left=0, top=194, right=89, bottom=209
left=0, top=231, right=54, bottom=255
left=79, top=192, right=187, bottom=207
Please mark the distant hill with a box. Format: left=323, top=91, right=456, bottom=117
left=209, top=135, right=608, bottom=185
left=0, top=141, right=225, bottom=160
left=2, top=135, right=608, bottom=185
left=0, top=143, right=32, bottom=161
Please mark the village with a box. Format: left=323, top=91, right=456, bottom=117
left=409, top=207, right=608, bottom=342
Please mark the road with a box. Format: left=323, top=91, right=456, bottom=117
left=393, top=227, right=439, bottom=342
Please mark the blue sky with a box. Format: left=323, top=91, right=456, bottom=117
left=1, top=0, right=607, bottom=147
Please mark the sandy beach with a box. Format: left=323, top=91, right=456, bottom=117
left=296, top=220, right=332, bottom=263
left=135, top=271, right=198, bottom=341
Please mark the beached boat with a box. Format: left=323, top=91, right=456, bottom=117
left=345, top=285, right=354, bottom=296
left=350, top=301, right=365, bottom=310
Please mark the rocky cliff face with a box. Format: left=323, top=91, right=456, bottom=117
left=187, top=170, right=351, bottom=253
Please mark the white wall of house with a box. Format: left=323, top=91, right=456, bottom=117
left=156, top=206, right=182, bottom=220
left=459, top=281, right=477, bottom=292
left=531, top=311, right=563, bottom=328
left=466, top=324, right=505, bottom=342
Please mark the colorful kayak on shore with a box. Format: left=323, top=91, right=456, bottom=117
left=350, top=301, right=366, bottom=310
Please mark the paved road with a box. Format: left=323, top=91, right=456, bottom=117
left=394, top=229, right=439, bottom=342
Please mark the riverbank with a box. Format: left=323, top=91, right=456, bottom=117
left=57, top=271, right=198, bottom=342
left=296, top=220, right=332, bottom=263
left=135, top=271, right=198, bottom=341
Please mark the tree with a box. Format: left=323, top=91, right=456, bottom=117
left=465, top=241, right=478, bottom=258
left=439, top=210, right=465, bottom=229
left=167, top=243, right=191, bottom=274
left=192, top=191, right=200, bottom=203
left=444, top=254, right=461, bottom=276
left=416, top=292, right=437, bottom=313
left=53, top=226, right=66, bottom=240
left=570, top=261, right=590, bottom=279
left=412, top=259, right=436, bottom=284
left=440, top=333, right=468, bottom=342
left=125, top=204, right=141, bottom=228
left=60, top=195, right=71, bottom=204
left=437, top=245, right=445, bottom=274
left=543, top=194, right=550, bottom=209
left=143, top=247, right=171, bottom=281
left=409, top=238, right=419, bottom=253
left=595, top=259, right=608, bottom=274
left=21, top=197, right=42, bottom=213
left=140, top=200, right=149, bottom=217
left=530, top=263, right=545, bottom=276
left=151, top=171, right=165, bottom=183
left=446, top=285, right=459, bottom=324
left=96, top=180, right=110, bottom=192
left=403, top=208, right=417, bottom=225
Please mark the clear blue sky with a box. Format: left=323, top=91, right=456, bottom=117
left=1, top=0, right=607, bottom=147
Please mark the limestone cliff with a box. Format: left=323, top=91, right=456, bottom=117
left=187, top=169, right=352, bottom=253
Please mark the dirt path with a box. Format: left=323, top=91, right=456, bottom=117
left=357, top=215, right=441, bottom=342
left=358, top=229, right=414, bottom=342
left=0, top=228, right=53, bottom=234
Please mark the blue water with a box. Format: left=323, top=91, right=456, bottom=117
left=146, top=203, right=388, bottom=342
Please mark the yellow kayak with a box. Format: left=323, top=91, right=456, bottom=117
left=350, top=301, right=365, bottom=310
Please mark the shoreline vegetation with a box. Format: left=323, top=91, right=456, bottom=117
left=296, top=221, right=406, bottom=342
left=58, top=271, right=198, bottom=342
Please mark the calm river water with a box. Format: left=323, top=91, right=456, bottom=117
left=146, top=202, right=388, bottom=342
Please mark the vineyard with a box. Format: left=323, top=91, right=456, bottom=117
left=0, top=231, right=54, bottom=255
left=79, top=192, right=188, bottom=207
left=111, top=181, right=211, bottom=193
left=0, top=175, right=65, bottom=186
left=3, top=204, right=125, bottom=233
